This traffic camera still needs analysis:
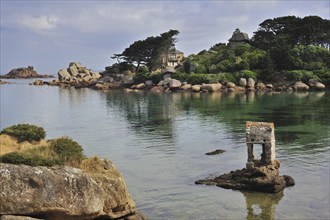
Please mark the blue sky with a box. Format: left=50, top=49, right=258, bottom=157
left=1, top=0, right=329, bottom=74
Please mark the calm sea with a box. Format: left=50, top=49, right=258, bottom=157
left=1, top=79, right=329, bottom=220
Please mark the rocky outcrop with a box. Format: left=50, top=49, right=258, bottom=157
left=201, top=83, right=222, bottom=92
left=1, top=66, right=54, bottom=79
left=239, top=78, right=247, bottom=87
left=228, top=30, right=249, bottom=48
left=256, top=82, right=266, bottom=91
left=150, top=85, right=165, bottom=93
left=169, top=79, right=182, bottom=89
left=308, top=79, right=325, bottom=90
left=57, top=62, right=101, bottom=87
left=195, top=160, right=295, bottom=193
left=292, top=81, right=309, bottom=91
left=0, top=216, right=41, bottom=220
left=247, top=78, right=255, bottom=90
left=191, top=85, right=201, bottom=92
left=0, top=160, right=143, bottom=220
left=0, top=80, right=14, bottom=85
left=179, top=83, right=192, bottom=90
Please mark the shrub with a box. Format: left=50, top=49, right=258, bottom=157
left=0, top=124, right=46, bottom=143
left=133, top=72, right=149, bottom=84
left=314, top=69, right=330, bottom=85
left=171, top=72, right=188, bottom=82
left=207, top=74, right=227, bottom=83
left=235, top=70, right=257, bottom=80
left=133, top=71, right=163, bottom=84
left=0, top=151, right=58, bottom=167
left=284, top=70, right=320, bottom=82
left=49, top=137, right=85, bottom=164
left=148, top=72, right=163, bottom=84
left=186, top=74, right=210, bottom=84
left=0, top=137, right=86, bottom=167
left=185, top=73, right=235, bottom=85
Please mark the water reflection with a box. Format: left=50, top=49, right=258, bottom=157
left=98, top=89, right=330, bottom=166
left=242, top=190, right=284, bottom=220
left=101, top=90, right=178, bottom=154
left=100, top=90, right=330, bottom=149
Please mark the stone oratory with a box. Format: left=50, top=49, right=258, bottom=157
left=245, top=121, right=275, bottom=170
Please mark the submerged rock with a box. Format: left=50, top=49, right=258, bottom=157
left=205, top=149, right=226, bottom=155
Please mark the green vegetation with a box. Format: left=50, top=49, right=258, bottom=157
left=0, top=124, right=85, bottom=167
left=182, top=16, right=329, bottom=84
left=0, top=148, right=59, bottom=167
left=0, top=124, right=46, bottom=143
left=49, top=137, right=85, bottom=164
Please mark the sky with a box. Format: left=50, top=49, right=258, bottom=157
left=1, top=0, right=329, bottom=75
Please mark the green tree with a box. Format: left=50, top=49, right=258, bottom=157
left=252, top=15, right=330, bottom=70
left=112, top=30, right=179, bottom=72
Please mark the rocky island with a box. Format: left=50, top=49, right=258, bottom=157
left=0, top=124, right=145, bottom=220
left=0, top=66, right=54, bottom=79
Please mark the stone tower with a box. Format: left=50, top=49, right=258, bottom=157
left=246, top=121, right=275, bottom=170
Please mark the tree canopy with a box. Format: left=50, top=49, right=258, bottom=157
left=251, top=15, right=330, bottom=70
left=112, top=30, right=179, bottom=72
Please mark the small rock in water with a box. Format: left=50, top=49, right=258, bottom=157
left=206, top=149, right=226, bottom=155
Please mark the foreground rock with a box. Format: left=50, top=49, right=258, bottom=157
left=0, top=160, right=143, bottom=220
left=1, top=66, right=54, bottom=79
left=0, top=125, right=144, bottom=220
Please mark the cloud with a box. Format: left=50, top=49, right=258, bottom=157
left=20, top=15, right=58, bottom=30
left=5, top=14, right=59, bottom=35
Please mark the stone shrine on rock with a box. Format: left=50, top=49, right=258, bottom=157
left=245, top=121, right=275, bottom=170
left=195, top=121, right=295, bottom=193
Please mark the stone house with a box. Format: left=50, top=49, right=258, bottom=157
left=160, top=48, right=184, bottom=67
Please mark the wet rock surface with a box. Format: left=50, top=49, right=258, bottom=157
left=195, top=160, right=295, bottom=193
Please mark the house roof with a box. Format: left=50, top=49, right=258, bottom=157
left=169, top=49, right=184, bottom=54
